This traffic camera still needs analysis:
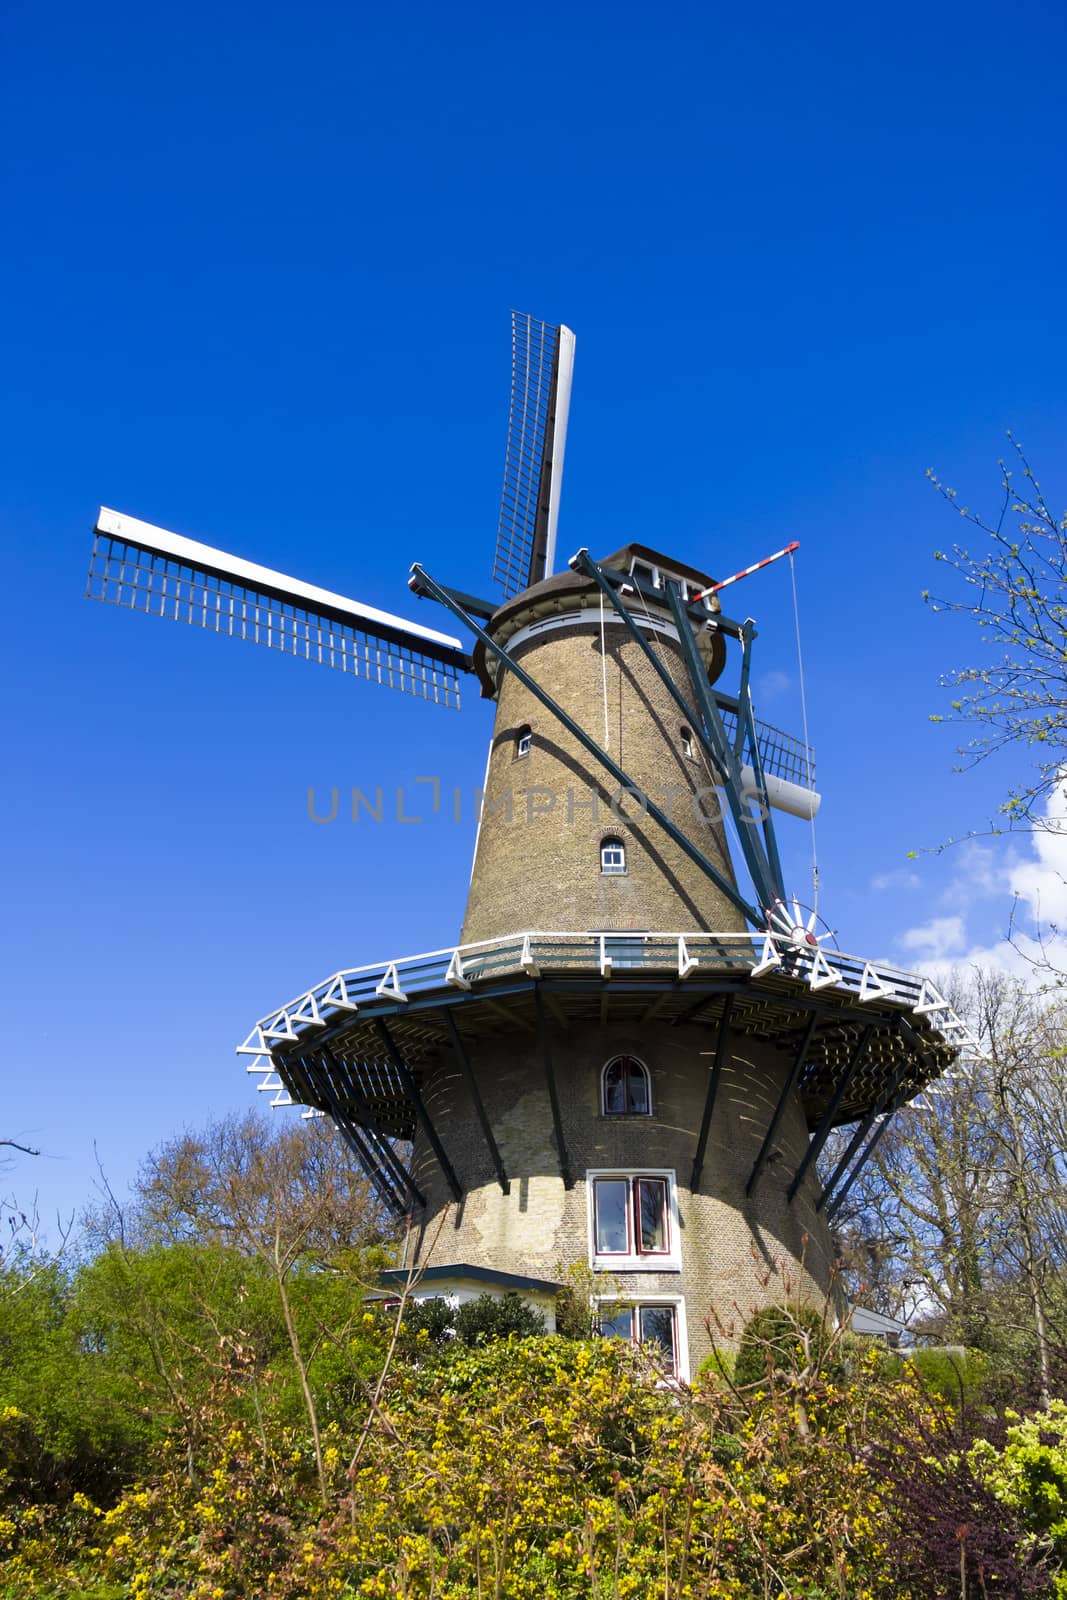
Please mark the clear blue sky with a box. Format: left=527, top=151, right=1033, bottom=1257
left=3, top=0, right=1065, bottom=1230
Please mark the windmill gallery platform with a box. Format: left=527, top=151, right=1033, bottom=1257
left=87, top=314, right=976, bottom=1381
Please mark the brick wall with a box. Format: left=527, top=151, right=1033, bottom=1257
left=408, top=1019, right=836, bottom=1375
left=461, top=615, right=747, bottom=945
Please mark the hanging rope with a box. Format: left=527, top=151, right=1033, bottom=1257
left=789, top=550, right=819, bottom=914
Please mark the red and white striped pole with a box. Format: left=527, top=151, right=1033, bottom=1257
left=692, top=540, right=800, bottom=601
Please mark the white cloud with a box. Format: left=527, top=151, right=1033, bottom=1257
left=936, top=839, right=1019, bottom=912
left=893, top=782, right=1067, bottom=980
left=871, top=868, right=922, bottom=892
left=755, top=669, right=791, bottom=703
left=919, top=937, right=1038, bottom=988
left=1009, top=796, right=1067, bottom=930
left=898, top=915, right=967, bottom=962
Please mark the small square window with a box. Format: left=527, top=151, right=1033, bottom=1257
left=600, top=1305, right=634, bottom=1342
left=601, top=839, right=626, bottom=874
left=516, top=728, right=532, bottom=758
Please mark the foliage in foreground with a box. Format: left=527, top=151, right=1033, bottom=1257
left=2, top=1306, right=1061, bottom=1600
left=3, top=1109, right=1065, bottom=1598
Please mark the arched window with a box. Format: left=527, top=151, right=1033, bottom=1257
left=516, top=725, right=532, bottom=758
left=601, top=1054, right=651, bottom=1116
left=680, top=725, right=694, bottom=760
left=600, top=837, right=626, bottom=875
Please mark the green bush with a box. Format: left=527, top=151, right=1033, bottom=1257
left=0, top=1258, right=148, bottom=1501
left=697, top=1346, right=735, bottom=1386
left=402, top=1294, right=457, bottom=1343
left=970, top=1397, right=1067, bottom=1584
left=906, top=1345, right=990, bottom=1408
left=404, top=1291, right=546, bottom=1346
left=454, top=1292, right=546, bottom=1343
left=734, top=1303, right=831, bottom=1388
left=0, top=1242, right=381, bottom=1505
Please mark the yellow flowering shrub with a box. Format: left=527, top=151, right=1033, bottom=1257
left=0, top=1334, right=939, bottom=1600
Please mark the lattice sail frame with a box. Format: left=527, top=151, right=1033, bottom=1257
left=87, top=509, right=468, bottom=709
left=492, top=312, right=576, bottom=598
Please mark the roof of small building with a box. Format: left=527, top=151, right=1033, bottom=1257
left=378, top=1262, right=560, bottom=1295
left=850, top=1305, right=911, bottom=1339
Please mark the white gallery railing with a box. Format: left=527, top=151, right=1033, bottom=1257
left=238, top=930, right=980, bottom=1106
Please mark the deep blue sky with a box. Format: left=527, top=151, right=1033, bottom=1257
left=3, top=0, right=1065, bottom=1230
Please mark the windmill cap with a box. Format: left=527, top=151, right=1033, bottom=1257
left=473, top=542, right=723, bottom=698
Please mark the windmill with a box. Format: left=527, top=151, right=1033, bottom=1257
left=86, top=311, right=975, bottom=1376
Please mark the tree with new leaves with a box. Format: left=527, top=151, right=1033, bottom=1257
left=1, top=1139, right=39, bottom=1263
left=925, top=435, right=1067, bottom=830
left=88, top=1111, right=393, bottom=1504
left=0, top=1138, right=75, bottom=1303
left=834, top=969, right=1067, bottom=1401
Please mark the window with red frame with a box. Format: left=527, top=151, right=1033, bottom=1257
left=599, top=1303, right=678, bottom=1374
left=601, top=1054, right=651, bottom=1116
left=592, top=1176, right=669, bottom=1257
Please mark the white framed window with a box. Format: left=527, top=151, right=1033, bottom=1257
left=680, top=725, right=694, bottom=760
left=586, top=1168, right=680, bottom=1272
left=600, top=837, right=626, bottom=875
left=516, top=726, right=532, bottom=758
left=601, top=1054, right=652, bottom=1116
left=597, top=1296, right=688, bottom=1380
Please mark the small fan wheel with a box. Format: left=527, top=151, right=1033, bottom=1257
left=766, top=897, right=837, bottom=951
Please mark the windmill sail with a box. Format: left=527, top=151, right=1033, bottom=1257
left=492, top=312, right=575, bottom=598
left=87, top=509, right=471, bottom=708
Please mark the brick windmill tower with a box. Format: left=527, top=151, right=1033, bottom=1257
left=86, top=314, right=974, bottom=1377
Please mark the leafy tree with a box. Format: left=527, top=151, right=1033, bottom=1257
left=835, top=969, right=1067, bottom=1401
left=0, top=1237, right=384, bottom=1505
left=71, top=1240, right=286, bottom=1485
left=0, top=1254, right=140, bottom=1501
left=89, top=1111, right=393, bottom=1507
left=0, top=1115, right=393, bottom=1509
